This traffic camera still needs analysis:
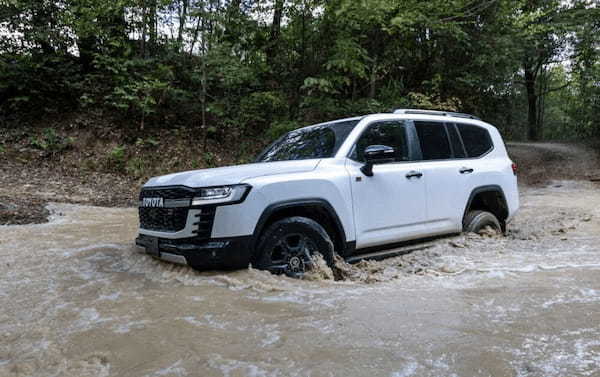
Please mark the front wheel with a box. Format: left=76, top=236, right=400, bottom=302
left=463, top=210, right=502, bottom=234
left=253, top=216, right=334, bottom=277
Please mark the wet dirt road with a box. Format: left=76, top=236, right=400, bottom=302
left=2, top=147, right=600, bottom=377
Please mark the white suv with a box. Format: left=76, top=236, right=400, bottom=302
left=136, top=109, right=519, bottom=275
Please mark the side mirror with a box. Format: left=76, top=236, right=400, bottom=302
left=361, top=145, right=395, bottom=177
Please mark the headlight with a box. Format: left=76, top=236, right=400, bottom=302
left=191, top=184, right=251, bottom=206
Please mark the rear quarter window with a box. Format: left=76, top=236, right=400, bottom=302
left=456, top=123, right=493, bottom=158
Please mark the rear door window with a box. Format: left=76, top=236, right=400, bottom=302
left=446, top=123, right=466, bottom=158
left=456, top=123, right=493, bottom=158
left=414, top=121, right=452, bottom=160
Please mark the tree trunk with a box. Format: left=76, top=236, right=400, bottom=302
left=177, top=0, right=189, bottom=50
left=537, top=68, right=548, bottom=139
left=524, top=64, right=539, bottom=141
left=224, top=0, right=242, bottom=43
left=200, top=15, right=208, bottom=148
left=30, top=5, right=54, bottom=55
left=369, top=60, right=378, bottom=99
left=148, top=0, right=157, bottom=56
left=77, top=35, right=97, bottom=73
left=266, top=0, right=284, bottom=67
left=141, top=2, right=147, bottom=57
left=189, top=15, right=201, bottom=56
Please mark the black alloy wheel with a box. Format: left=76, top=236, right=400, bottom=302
left=254, top=216, right=334, bottom=278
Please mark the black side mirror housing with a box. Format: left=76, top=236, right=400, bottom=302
left=360, top=145, right=395, bottom=177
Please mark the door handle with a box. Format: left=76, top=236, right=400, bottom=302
left=459, top=167, right=474, bottom=174
left=406, top=171, right=423, bottom=179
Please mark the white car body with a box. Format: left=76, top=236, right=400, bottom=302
left=136, top=110, right=519, bottom=269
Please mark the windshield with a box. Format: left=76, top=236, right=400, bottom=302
left=256, top=119, right=361, bottom=162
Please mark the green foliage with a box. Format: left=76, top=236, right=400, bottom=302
left=109, top=77, right=168, bottom=124
left=266, top=120, right=301, bottom=140
left=0, top=0, right=598, bottom=142
left=126, top=157, right=147, bottom=178
left=0, top=55, right=81, bottom=114
left=302, top=78, right=337, bottom=96
left=135, top=137, right=160, bottom=148
left=109, top=145, right=125, bottom=160
left=239, top=91, right=288, bottom=133
left=29, top=128, right=75, bottom=153
left=107, top=145, right=126, bottom=171
left=203, top=152, right=216, bottom=168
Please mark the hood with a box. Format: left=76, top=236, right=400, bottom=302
left=144, top=159, right=321, bottom=188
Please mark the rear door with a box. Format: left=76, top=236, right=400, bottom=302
left=346, top=120, right=428, bottom=249
left=412, top=121, right=465, bottom=233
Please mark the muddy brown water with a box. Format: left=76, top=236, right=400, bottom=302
left=1, top=181, right=600, bottom=377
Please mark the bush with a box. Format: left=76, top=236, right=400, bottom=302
left=0, top=55, right=81, bottom=116
left=239, top=91, right=288, bottom=133
left=29, top=128, right=75, bottom=154
left=203, top=152, right=216, bottom=168
left=126, top=157, right=147, bottom=178
left=107, top=145, right=126, bottom=171
left=135, top=137, right=159, bottom=148
left=265, top=120, right=300, bottom=140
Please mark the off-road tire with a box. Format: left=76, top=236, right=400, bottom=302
left=463, top=210, right=502, bottom=234
left=253, top=216, right=334, bottom=276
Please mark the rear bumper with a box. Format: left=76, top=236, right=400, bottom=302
left=135, top=234, right=253, bottom=270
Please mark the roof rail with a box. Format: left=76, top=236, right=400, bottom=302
left=392, top=109, right=480, bottom=120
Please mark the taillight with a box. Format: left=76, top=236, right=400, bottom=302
left=511, top=163, right=518, bottom=175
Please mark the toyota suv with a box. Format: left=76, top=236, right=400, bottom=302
left=135, top=109, right=519, bottom=275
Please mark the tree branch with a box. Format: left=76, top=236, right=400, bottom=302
left=540, top=82, right=570, bottom=95
left=440, top=0, right=499, bottom=22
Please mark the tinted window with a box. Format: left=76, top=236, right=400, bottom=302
left=353, top=121, right=409, bottom=162
left=414, top=121, right=452, bottom=160
left=257, top=119, right=360, bottom=162
left=329, top=120, right=362, bottom=152
left=447, top=123, right=466, bottom=158
left=457, top=123, right=493, bottom=158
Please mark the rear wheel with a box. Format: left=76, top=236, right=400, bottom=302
left=463, top=210, right=502, bottom=234
left=253, top=216, right=334, bottom=277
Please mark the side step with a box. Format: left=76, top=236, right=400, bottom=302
left=345, top=243, right=434, bottom=264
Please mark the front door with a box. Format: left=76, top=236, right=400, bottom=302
left=346, top=120, right=427, bottom=249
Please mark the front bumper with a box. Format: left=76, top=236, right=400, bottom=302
left=135, top=234, right=253, bottom=270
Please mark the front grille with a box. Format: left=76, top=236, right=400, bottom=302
left=138, top=186, right=216, bottom=236
left=139, top=207, right=189, bottom=232
left=139, top=187, right=194, bottom=232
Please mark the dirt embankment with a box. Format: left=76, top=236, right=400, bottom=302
left=1, top=139, right=599, bottom=225
left=0, top=120, right=264, bottom=225
left=0, top=161, right=138, bottom=225
left=508, top=142, right=600, bottom=185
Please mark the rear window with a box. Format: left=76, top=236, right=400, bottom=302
left=414, top=121, right=452, bottom=160
left=456, top=123, right=493, bottom=158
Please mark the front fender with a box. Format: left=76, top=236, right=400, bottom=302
left=211, top=168, right=354, bottom=243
